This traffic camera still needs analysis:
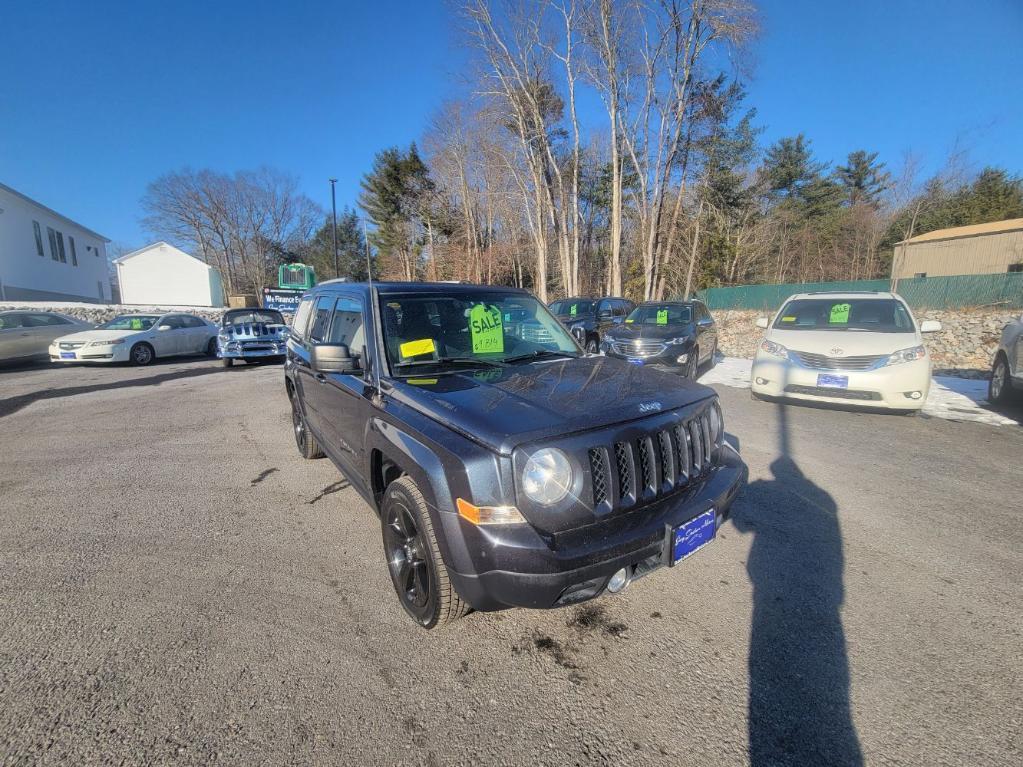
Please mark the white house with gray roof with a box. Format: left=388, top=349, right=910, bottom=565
left=113, top=242, right=224, bottom=307
left=0, top=182, right=111, bottom=302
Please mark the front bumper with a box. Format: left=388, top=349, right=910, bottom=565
left=750, top=354, right=931, bottom=409
left=444, top=445, right=747, bottom=611
left=49, top=343, right=129, bottom=363
left=218, top=340, right=287, bottom=360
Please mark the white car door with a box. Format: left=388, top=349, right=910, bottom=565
left=151, top=315, right=186, bottom=357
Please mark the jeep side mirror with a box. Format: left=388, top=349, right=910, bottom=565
left=920, top=320, right=942, bottom=333
left=312, top=343, right=361, bottom=374
left=755, top=317, right=769, bottom=329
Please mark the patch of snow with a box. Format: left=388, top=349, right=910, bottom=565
left=697, top=356, right=1017, bottom=427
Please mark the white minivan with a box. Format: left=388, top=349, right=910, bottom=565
left=750, top=291, right=941, bottom=412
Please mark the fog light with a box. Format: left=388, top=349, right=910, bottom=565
left=904, top=391, right=923, bottom=400
left=755, top=377, right=769, bottom=386
left=676, top=353, right=688, bottom=363
left=607, top=567, right=630, bottom=594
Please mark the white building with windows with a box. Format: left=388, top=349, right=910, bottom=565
left=0, top=182, right=111, bottom=302
left=113, top=242, right=225, bottom=307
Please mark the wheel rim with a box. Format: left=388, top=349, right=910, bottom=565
left=292, top=401, right=306, bottom=451
left=992, top=360, right=1006, bottom=398
left=586, top=339, right=598, bottom=353
left=133, top=345, right=151, bottom=364
left=383, top=501, right=432, bottom=619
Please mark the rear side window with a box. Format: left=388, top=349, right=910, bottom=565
left=291, top=299, right=314, bottom=338
left=182, top=316, right=206, bottom=328
left=308, top=297, right=336, bottom=343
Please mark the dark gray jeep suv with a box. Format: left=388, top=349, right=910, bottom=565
left=284, top=282, right=747, bottom=629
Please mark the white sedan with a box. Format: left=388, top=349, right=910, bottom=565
left=49, top=313, right=219, bottom=366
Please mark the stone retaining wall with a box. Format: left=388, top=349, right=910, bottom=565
left=713, top=308, right=1018, bottom=377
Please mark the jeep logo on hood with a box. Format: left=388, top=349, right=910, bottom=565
left=639, top=402, right=663, bottom=413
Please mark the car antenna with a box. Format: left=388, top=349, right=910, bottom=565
left=363, top=219, right=373, bottom=285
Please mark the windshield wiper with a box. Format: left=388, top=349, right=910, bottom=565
left=394, top=356, right=507, bottom=370
left=503, top=349, right=580, bottom=364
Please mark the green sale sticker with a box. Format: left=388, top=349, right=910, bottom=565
left=470, top=304, right=504, bottom=354
left=829, top=303, right=851, bottom=324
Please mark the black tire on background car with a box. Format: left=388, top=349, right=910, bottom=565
left=684, top=348, right=699, bottom=379
left=291, top=396, right=324, bottom=459
left=381, top=476, right=469, bottom=629
left=129, top=342, right=154, bottom=366
left=707, top=338, right=718, bottom=369
left=989, top=353, right=1015, bottom=404
left=221, top=357, right=233, bottom=368
left=206, top=337, right=218, bottom=357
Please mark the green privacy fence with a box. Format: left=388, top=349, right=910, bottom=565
left=693, top=273, right=1023, bottom=311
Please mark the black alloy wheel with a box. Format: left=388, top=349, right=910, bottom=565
left=291, top=396, right=323, bottom=459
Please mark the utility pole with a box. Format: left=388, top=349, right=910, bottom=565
left=329, top=178, right=339, bottom=279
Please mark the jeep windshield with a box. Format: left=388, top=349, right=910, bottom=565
left=98, top=315, right=160, bottom=331
left=380, top=290, right=580, bottom=374
left=773, top=298, right=916, bottom=332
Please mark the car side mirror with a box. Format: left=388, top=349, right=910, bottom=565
left=158, top=324, right=172, bottom=331
left=755, top=317, right=769, bottom=329
left=598, top=310, right=612, bottom=320
left=920, top=320, right=942, bottom=333
left=312, top=343, right=361, bottom=374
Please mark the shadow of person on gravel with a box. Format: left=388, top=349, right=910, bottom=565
left=0, top=366, right=225, bottom=419
left=731, top=400, right=863, bottom=767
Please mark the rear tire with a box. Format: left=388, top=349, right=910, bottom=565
left=291, top=396, right=324, bottom=459
left=381, top=476, right=469, bottom=629
left=989, top=353, right=1016, bottom=404
left=129, top=342, right=154, bottom=366
left=206, top=337, right=218, bottom=357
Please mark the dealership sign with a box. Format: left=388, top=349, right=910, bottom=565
left=262, top=287, right=304, bottom=313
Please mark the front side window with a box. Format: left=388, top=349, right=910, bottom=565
left=327, top=297, right=365, bottom=350
left=773, top=298, right=915, bottom=333
left=308, top=296, right=335, bottom=343
left=99, top=315, right=159, bottom=331
left=160, top=316, right=187, bottom=329
left=380, top=289, right=579, bottom=375
left=33, top=221, right=44, bottom=256
left=626, top=304, right=693, bottom=326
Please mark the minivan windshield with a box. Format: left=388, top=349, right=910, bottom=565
left=549, top=299, right=595, bottom=316
left=626, top=303, right=693, bottom=326
left=98, top=315, right=160, bottom=331
left=773, top=298, right=915, bottom=332
left=380, top=290, right=580, bottom=374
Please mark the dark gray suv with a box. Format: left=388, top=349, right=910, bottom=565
left=284, top=282, right=747, bottom=629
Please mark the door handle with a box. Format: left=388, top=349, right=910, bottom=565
left=315, top=373, right=326, bottom=382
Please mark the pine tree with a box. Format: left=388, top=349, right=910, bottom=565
left=836, top=150, right=891, bottom=206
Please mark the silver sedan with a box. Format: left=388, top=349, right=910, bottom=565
left=0, top=310, right=93, bottom=363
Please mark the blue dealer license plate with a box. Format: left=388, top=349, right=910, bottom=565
left=60, top=352, right=76, bottom=359
left=628, top=358, right=644, bottom=365
left=669, top=509, right=717, bottom=565
left=817, top=374, right=848, bottom=388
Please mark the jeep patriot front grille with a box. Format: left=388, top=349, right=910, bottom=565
left=588, top=408, right=718, bottom=512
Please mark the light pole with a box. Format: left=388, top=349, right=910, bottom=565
left=329, top=178, right=339, bottom=279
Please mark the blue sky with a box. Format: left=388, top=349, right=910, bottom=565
left=1, top=0, right=1020, bottom=248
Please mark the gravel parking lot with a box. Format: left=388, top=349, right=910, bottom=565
left=1, top=359, right=1020, bottom=766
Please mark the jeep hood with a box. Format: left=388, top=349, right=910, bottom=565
left=389, top=356, right=715, bottom=454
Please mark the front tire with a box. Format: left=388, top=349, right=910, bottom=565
left=129, top=342, right=154, bottom=366
left=206, top=338, right=218, bottom=357
left=989, top=354, right=1015, bottom=404
left=381, top=476, right=469, bottom=629
left=291, top=396, right=323, bottom=459
left=221, top=357, right=233, bottom=368
left=684, top=348, right=699, bottom=379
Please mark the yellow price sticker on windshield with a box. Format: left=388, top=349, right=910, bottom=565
left=656, top=309, right=668, bottom=325
left=781, top=315, right=796, bottom=322
left=625, top=318, right=634, bottom=323
left=406, top=378, right=438, bottom=385
left=829, top=303, right=851, bottom=324
left=470, top=304, right=504, bottom=354
left=400, top=338, right=436, bottom=358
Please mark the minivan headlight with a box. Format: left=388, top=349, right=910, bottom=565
left=759, top=339, right=788, bottom=358
left=522, top=448, right=573, bottom=506
left=884, top=345, right=926, bottom=366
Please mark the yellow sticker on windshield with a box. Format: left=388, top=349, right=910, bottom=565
left=625, top=318, right=634, bottom=323
left=829, top=303, right=851, bottom=324
left=656, top=309, right=668, bottom=325
left=406, top=378, right=438, bottom=385
left=570, top=304, right=578, bottom=316
left=781, top=315, right=796, bottom=322
left=400, top=338, right=436, bottom=358
left=470, top=304, right=504, bottom=354
left=130, top=319, right=143, bottom=329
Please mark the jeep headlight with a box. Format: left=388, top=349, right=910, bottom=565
left=522, top=448, right=573, bottom=506
left=218, top=333, right=231, bottom=342
left=884, top=345, right=926, bottom=366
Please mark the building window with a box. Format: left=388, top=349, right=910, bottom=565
left=69, top=236, right=78, bottom=266
left=56, top=231, right=66, bottom=263
left=1008, top=263, right=1022, bottom=273
left=33, top=221, right=44, bottom=256
left=913, top=272, right=927, bottom=279
left=47, top=227, right=58, bottom=260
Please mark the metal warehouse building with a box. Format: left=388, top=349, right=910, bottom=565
left=891, top=218, right=1023, bottom=279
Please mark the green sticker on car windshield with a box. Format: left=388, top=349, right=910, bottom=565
left=130, top=319, right=143, bottom=330
left=829, top=303, right=851, bottom=324
left=469, top=304, right=504, bottom=354
left=570, top=304, right=578, bottom=316
left=656, top=309, right=668, bottom=325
